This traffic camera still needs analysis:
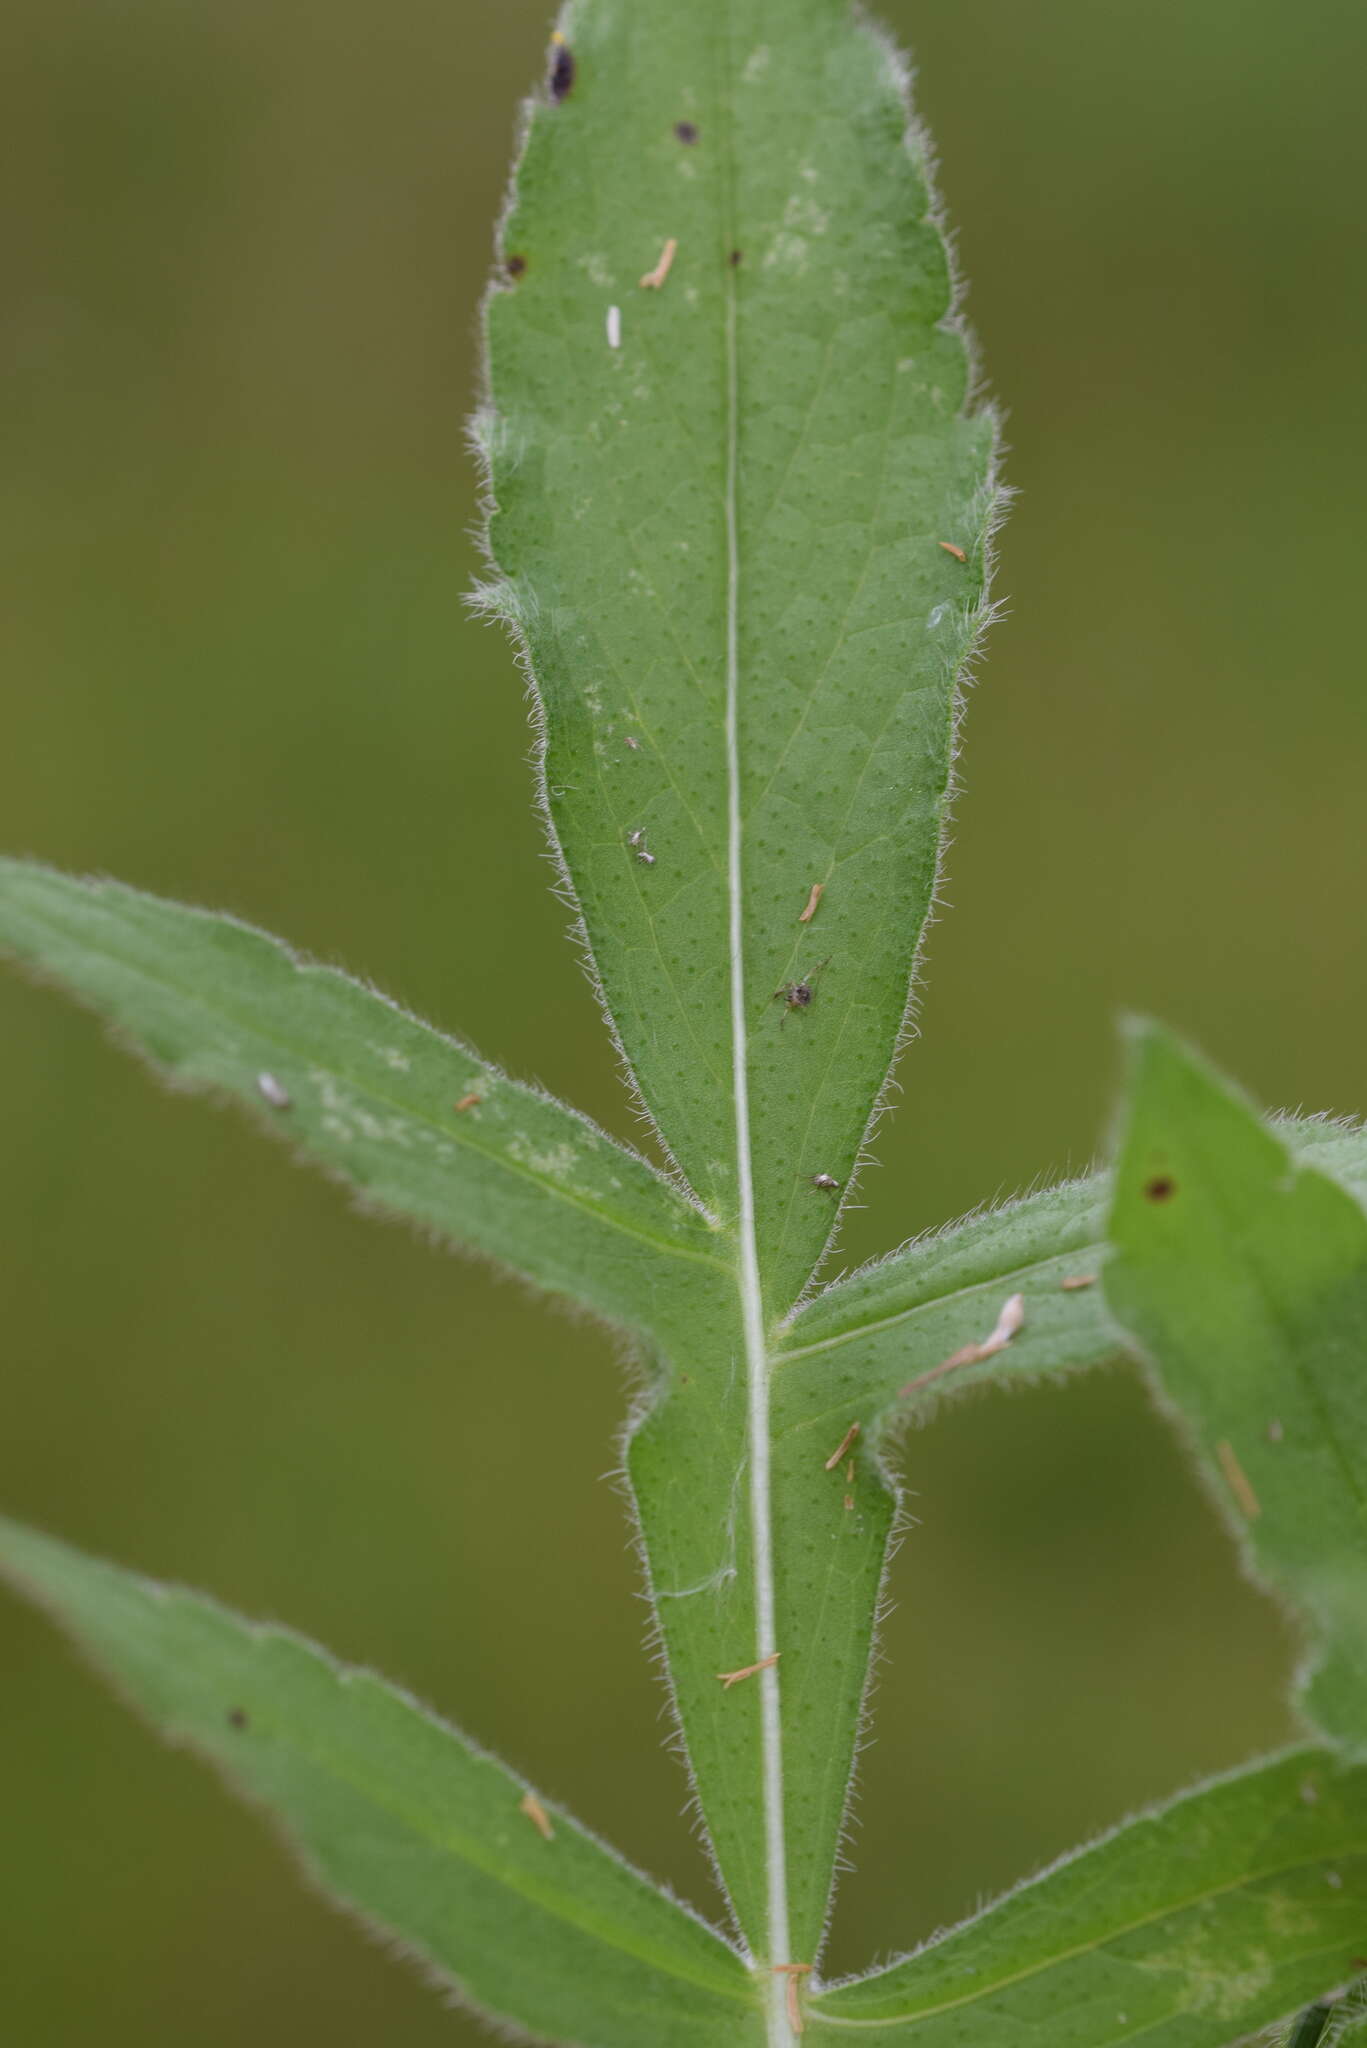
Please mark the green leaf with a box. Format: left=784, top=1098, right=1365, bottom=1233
left=805, top=1748, right=1367, bottom=2046
left=755, top=1110, right=1367, bottom=1959
left=0, top=1514, right=757, bottom=2048
left=777, top=1112, right=1367, bottom=1425
left=1104, top=1023, right=1367, bottom=1754
left=479, top=1, right=998, bottom=1993
left=0, top=859, right=726, bottom=1339
left=481, top=2, right=998, bottom=1307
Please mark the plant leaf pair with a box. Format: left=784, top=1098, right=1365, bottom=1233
left=5, top=1511, right=1365, bottom=2048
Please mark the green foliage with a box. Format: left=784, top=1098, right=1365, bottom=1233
left=479, top=0, right=997, bottom=1980
left=0, top=859, right=723, bottom=1341
left=481, top=0, right=996, bottom=1309
left=0, top=1515, right=755, bottom=2048
left=0, top=5, right=1361, bottom=2048
left=807, top=1747, right=1367, bottom=2044
left=1105, top=1024, right=1367, bottom=1753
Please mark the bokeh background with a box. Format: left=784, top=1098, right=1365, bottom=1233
left=3, top=0, right=1365, bottom=2038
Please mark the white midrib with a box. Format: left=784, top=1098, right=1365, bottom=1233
left=723, top=262, right=795, bottom=2047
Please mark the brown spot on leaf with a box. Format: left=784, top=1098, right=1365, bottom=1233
left=1144, top=1176, right=1176, bottom=1202
left=674, top=120, right=698, bottom=143
left=506, top=254, right=526, bottom=279
left=227, top=1707, right=248, bottom=1731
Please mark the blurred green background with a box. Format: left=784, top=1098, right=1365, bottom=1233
left=2, top=0, right=1364, bottom=2038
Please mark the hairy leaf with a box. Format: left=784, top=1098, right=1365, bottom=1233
left=481, top=2, right=997, bottom=1304
left=479, top=1, right=998, bottom=1994
left=1287, top=2006, right=1338, bottom=2048
left=778, top=1113, right=1367, bottom=1425
left=806, top=1748, right=1367, bottom=2046
left=0, top=859, right=725, bottom=1340
left=0, top=1515, right=757, bottom=2048
left=1105, top=1024, right=1367, bottom=1753
left=757, top=1111, right=1367, bottom=1936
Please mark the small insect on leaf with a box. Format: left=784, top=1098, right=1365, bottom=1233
left=1060, top=1273, right=1096, bottom=1291
left=798, top=881, right=824, bottom=924
left=938, top=540, right=967, bottom=562
left=256, top=1072, right=291, bottom=1111
left=824, top=1421, right=860, bottom=1471
left=674, top=120, right=698, bottom=143
left=639, top=237, right=678, bottom=290
left=606, top=304, right=621, bottom=349
left=809, top=1172, right=841, bottom=1194
left=900, top=1292, right=1026, bottom=1400
left=518, top=1790, right=555, bottom=1841
left=773, top=957, right=830, bottom=1018
left=1216, top=1438, right=1262, bottom=1520
left=453, top=1094, right=481, bottom=1114
left=716, top=1652, right=780, bottom=1690
left=547, top=32, right=574, bottom=104
left=773, top=1964, right=812, bottom=2034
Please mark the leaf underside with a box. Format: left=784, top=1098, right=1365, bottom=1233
left=482, top=0, right=997, bottom=1972
left=1105, top=1024, right=1367, bottom=1754
left=776, top=1109, right=1367, bottom=1453
left=481, top=0, right=997, bottom=1306
left=0, top=858, right=724, bottom=1346
left=2, top=3, right=1363, bottom=2046
left=807, top=1746, right=1367, bottom=2044
left=0, top=1516, right=757, bottom=2048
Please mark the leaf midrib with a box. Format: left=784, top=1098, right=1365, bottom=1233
left=714, top=9, right=794, bottom=2035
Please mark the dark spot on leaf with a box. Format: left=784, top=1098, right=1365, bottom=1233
left=729, top=249, right=743, bottom=266
left=506, top=254, right=527, bottom=278
left=228, top=1707, right=249, bottom=1730
left=548, top=41, right=574, bottom=103
left=1144, top=1176, right=1176, bottom=1202
left=674, top=120, right=698, bottom=144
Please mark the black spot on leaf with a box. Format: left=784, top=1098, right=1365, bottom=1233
left=548, top=40, right=575, bottom=103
